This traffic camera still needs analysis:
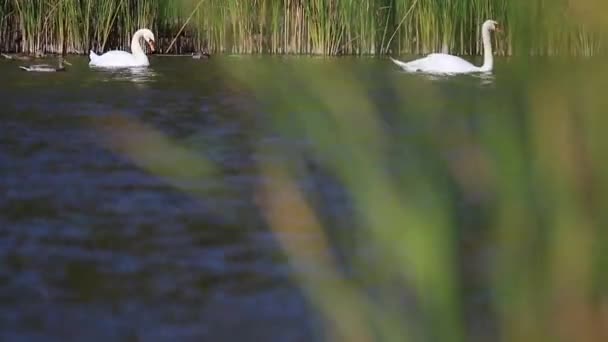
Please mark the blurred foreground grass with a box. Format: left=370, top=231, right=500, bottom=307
left=95, top=55, right=608, bottom=341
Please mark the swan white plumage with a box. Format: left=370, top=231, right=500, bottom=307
left=390, top=20, right=500, bottom=74
left=89, top=28, right=156, bottom=68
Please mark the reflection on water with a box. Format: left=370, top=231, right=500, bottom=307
left=391, top=66, right=496, bottom=85
left=473, top=72, right=496, bottom=86
left=412, top=72, right=495, bottom=86
left=91, top=66, right=158, bottom=83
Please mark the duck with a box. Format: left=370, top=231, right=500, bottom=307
left=2, top=51, right=45, bottom=61
left=2, top=53, right=29, bottom=61
left=390, top=20, right=500, bottom=74
left=89, top=28, right=156, bottom=68
left=192, top=47, right=211, bottom=59
left=19, top=59, right=70, bottom=72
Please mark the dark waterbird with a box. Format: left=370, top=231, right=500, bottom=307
left=192, top=48, right=211, bottom=59
left=19, top=59, right=71, bottom=72
left=2, top=52, right=45, bottom=61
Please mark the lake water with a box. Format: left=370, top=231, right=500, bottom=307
left=0, top=55, right=604, bottom=341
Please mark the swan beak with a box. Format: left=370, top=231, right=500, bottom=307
left=147, top=40, right=156, bottom=53
left=495, top=25, right=503, bottom=33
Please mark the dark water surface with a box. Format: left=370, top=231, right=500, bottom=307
left=1, top=56, right=321, bottom=341
left=0, top=54, right=578, bottom=341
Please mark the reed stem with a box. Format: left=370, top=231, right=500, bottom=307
left=0, top=0, right=605, bottom=56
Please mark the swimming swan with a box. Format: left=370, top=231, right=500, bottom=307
left=390, top=20, right=500, bottom=74
left=89, top=28, right=156, bottom=68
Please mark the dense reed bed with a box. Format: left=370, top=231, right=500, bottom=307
left=0, top=0, right=606, bottom=56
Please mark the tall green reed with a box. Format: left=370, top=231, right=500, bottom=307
left=0, top=0, right=606, bottom=56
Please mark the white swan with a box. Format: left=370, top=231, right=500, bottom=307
left=390, top=20, right=500, bottom=74
left=89, top=28, right=156, bottom=68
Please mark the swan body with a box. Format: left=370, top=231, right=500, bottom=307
left=89, top=28, right=156, bottom=68
left=391, top=20, right=499, bottom=74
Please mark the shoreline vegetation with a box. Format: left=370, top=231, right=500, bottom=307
left=0, top=0, right=606, bottom=57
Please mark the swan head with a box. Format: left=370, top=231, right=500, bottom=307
left=141, top=29, right=156, bottom=52
left=482, top=20, right=500, bottom=33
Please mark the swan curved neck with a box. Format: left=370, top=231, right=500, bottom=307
left=130, top=29, right=148, bottom=61
left=480, top=27, right=493, bottom=72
